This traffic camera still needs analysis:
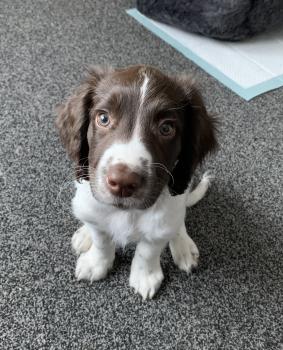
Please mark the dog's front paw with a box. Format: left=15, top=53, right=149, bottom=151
left=72, top=225, right=92, bottom=255
left=129, top=258, right=164, bottom=300
left=75, top=244, right=114, bottom=282
left=169, top=230, right=199, bottom=273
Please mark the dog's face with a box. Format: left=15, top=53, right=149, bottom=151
left=56, top=65, right=217, bottom=209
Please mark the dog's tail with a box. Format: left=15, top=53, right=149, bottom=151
left=186, top=172, right=213, bottom=207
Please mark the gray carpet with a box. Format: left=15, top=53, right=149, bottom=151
left=0, top=0, right=282, bottom=349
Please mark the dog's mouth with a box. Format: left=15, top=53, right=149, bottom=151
left=95, top=191, right=155, bottom=210
left=90, top=181, right=161, bottom=210
left=113, top=198, right=140, bottom=210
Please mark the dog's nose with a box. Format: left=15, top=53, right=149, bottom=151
left=106, top=164, right=142, bottom=198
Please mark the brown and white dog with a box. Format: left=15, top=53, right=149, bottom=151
left=56, top=65, right=217, bottom=299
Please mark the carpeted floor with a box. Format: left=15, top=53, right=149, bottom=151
left=0, top=0, right=282, bottom=349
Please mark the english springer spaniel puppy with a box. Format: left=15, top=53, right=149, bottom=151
left=56, top=65, right=217, bottom=299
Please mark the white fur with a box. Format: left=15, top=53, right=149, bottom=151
left=134, top=73, right=149, bottom=138
left=169, top=224, right=199, bottom=272
left=71, top=174, right=211, bottom=298
left=129, top=240, right=165, bottom=300
left=186, top=171, right=213, bottom=207
left=99, top=138, right=151, bottom=169
left=72, top=180, right=186, bottom=246
left=74, top=222, right=115, bottom=282
left=72, top=225, right=92, bottom=255
left=140, top=74, right=149, bottom=106
left=75, top=243, right=115, bottom=282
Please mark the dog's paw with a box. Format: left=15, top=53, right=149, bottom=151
left=75, top=245, right=114, bottom=282
left=129, top=258, right=164, bottom=300
left=72, top=225, right=92, bottom=255
left=169, top=232, right=199, bottom=273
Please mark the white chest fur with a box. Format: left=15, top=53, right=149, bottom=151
left=72, top=180, right=187, bottom=246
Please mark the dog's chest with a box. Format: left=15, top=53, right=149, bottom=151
left=103, top=205, right=176, bottom=245
left=72, top=181, right=186, bottom=245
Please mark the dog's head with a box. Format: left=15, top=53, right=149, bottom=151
left=56, top=65, right=217, bottom=209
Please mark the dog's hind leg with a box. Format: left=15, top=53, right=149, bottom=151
left=169, top=224, right=199, bottom=273
left=72, top=225, right=93, bottom=255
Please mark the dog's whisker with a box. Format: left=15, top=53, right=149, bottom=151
left=56, top=179, right=76, bottom=205
left=151, top=162, right=175, bottom=185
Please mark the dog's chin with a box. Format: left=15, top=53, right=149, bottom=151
left=91, top=189, right=160, bottom=210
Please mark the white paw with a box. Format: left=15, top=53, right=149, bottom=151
left=129, top=258, right=164, bottom=300
left=169, top=232, right=199, bottom=273
left=75, top=245, right=114, bottom=282
left=72, top=225, right=92, bottom=255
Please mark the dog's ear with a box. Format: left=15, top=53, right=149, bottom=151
left=169, top=77, right=218, bottom=195
left=55, top=66, right=113, bottom=179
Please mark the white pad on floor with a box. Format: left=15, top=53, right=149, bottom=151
left=127, top=8, right=283, bottom=100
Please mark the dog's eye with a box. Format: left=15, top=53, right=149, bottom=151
left=159, top=121, right=176, bottom=137
left=96, top=112, right=111, bottom=127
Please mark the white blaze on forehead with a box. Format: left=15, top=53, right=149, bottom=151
left=134, top=72, right=150, bottom=140
left=140, top=74, right=149, bottom=106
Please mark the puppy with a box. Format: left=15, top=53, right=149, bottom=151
left=56, top=65, right=217, bottom=299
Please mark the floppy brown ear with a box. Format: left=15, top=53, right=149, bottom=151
left=169, top=79, right=218, bottom=195
left=55, top=66, right=113, bottom=179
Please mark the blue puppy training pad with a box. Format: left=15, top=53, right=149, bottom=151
left=127, top=8, right=283, bottom=100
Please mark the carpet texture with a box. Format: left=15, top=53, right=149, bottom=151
left=0, top=0, right=282, bottom=349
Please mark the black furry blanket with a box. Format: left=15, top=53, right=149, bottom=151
left=137, top=0, right=283, bottom=40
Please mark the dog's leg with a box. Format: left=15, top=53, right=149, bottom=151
left=75, top=223, right=115, bottom=282
left=129, top=240, right=166, bottom=300
left=72, top=225, right=93, bottom=255
left=169, top=224, right=199, bottom=273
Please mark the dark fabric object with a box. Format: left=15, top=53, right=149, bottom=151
left=137, top=0, right=283, bottom=40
